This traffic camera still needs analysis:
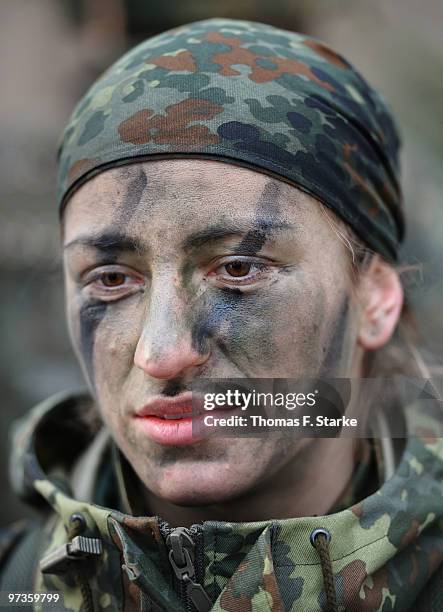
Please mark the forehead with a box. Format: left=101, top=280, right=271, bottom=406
left=62, top=159, right=325, bottom=244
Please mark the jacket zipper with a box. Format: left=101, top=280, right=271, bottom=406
left=160, top=523, right=212, bottom=612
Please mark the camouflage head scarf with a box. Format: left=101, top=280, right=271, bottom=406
left=57, top=18, right=404, bottom=260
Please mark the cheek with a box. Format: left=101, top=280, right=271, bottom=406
left=66, top=293, right=106, bottom=383
left=192, top=276, right=328, bottom=376
left=69, top=292, right=144, bottom=394
left=239, top=291, right=325, bottom=375
left=93, top=301, right=144, bottom=386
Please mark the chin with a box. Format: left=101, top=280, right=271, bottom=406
left=152, top=476, right=247, bottom=507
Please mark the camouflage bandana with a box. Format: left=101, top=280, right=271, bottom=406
left=57, top=18, right=404, bottom=260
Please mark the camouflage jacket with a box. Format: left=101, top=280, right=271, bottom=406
left=1, top=390, right=443, bottom=611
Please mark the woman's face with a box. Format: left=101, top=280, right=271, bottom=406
left=62, top=159, right=360, bottom=506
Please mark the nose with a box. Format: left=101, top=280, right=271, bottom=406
left=133, top=278, right=210, bottom=380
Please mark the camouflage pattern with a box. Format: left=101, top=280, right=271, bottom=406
left=4, top=391, right=443, bottom=611
left=57, top=18, right=404, bottom=261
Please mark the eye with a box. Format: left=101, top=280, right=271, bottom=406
left=100, top=271, right=126, bottom=287
left=82, top=265, right=145, bottom=301
left=209, top=256, right=273, bottom=288
left=224, top=261, right=252, bottom=277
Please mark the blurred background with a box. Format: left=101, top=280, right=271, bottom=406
left=1, top=0, right=442, bottom=524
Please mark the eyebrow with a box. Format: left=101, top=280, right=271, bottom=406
left=64, top=230, right=145, bottom=253
left=182, top=221, right=295, bottom=251
left=64, top=221, right=296, bottom=255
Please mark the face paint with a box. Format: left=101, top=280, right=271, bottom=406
left=187, top=182, right=290, bottom=361
left=117, top=167, right=148, bottom=227
left=79, top=299, right=107, bottom=387
left=74, top=170, right=149, bottom=391
left=234, top=183, right=284, bottom=256
left=190, top=285, right=245, bottom=355
left=67, top=229, right=134, bottom=390
left=63, top=159, right=358, bottom=519
left=319, top=297, right=351, bottom=377
left=161, top=379, right=185, bottom=397
left=233, top=228, right=267, bottom=255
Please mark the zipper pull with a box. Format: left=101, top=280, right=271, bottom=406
left=166, top=527, right=212, bottom=612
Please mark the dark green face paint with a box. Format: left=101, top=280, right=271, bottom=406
left=79, top=299, right=108, bottom=386
left=319, top=297, right=350, bottom=376
left=117, top=167, right=148, bottom=227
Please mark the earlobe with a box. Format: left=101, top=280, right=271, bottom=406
left=357, top=257, right=404, bottom=350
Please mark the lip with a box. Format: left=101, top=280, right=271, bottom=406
left=135, top=391, right=203, bottom=419
left=133, top=391, right=225, bottom=446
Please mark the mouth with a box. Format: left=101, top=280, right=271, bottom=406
left=132, top=391, right=236, bottom=446
left=133, top=392, right=207, bottom=446
left=135, top=391, right=203, bottom=419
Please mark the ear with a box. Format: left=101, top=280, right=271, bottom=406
left=356, top=255, right=404, bottom=350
